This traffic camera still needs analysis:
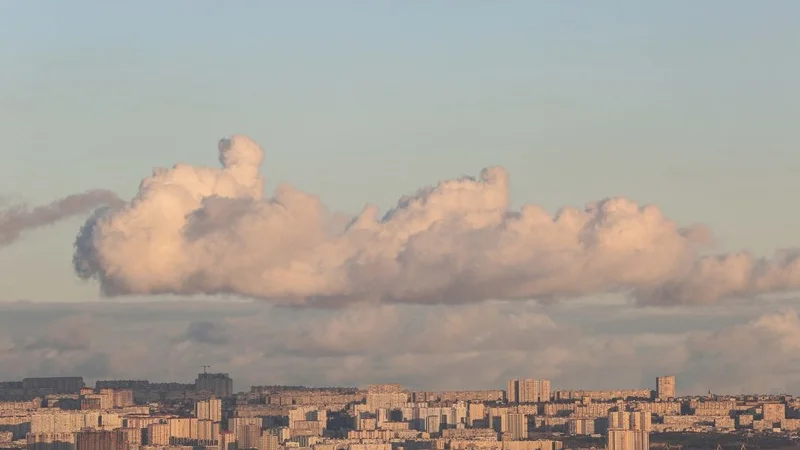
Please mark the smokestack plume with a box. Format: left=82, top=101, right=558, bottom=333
left=72, top=136, right=800, bottom=306
left=0, top=190, right=122, bottom=248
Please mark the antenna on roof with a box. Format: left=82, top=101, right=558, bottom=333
left=202, top=365, right=211, bottom=374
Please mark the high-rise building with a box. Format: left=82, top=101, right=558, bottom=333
left=467, top=403, right=486, bottom=427
left=507, top=380, right=518, bottom=404
left=607, top=429, right=649, bottom=450
left=607, top=410, right=650, bottom=450
left=23, top=378, right=85, bottom=394
left=229, top=417, right=262, bottom=432
left=80, top=396, right=102, bottom=411
left=608, top=411, right=651, bottom=432
left=656, top=376, right=676, bottom=400
left=505, top=413, right=528, bottom=440
left=197, top=419, right=220, bottom=443
left=568, top=418, right=595, bottom=436
left=258, top=433, right=279, bottom=450
left=27, top=433, right=76, bottom=450
left=539, top=379, right=551, bottom=402
left=112, top=390, right=133, bottom=408
left=763, top=403, right=786, bottom=424
left=425, top=415, right=441, bottom=434
left=75, top=430, right=127, bottom=450
left=219, top=431, right=236, bottom=450
left=116, top=428, right=142, bottom=446
left=195, top=398, right=222, bottom=422
left=506, top=379, right=550, bottom=403
left=146, top=423, right=169, bottom=446
left=608, top=411, right=630, bottom=430
left=195, top=373, right=233, bottom=398
left=168, top=418, right=199, bottom=440
left=365, top=384, right=407, bottom=410
left=97, top=390, right=114, bottom=410
left=236, top=424, right=261, bottom=450
left=629, top=411, right=651, bottom=432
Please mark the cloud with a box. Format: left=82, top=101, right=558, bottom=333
left=0, top=301, right=587, bottom=389
left=0, top=190, right=122, bottom=249
left=677, top=308, right=800, bottom=394
left=71, top=136, right=800, bottom=307
left=179, top=321, right=231, bottom=345
left=0, top=300, right=799, bottom=394
left=22, top=313, right=94, bottom=352
left=0, top=312, right=111, bottom=379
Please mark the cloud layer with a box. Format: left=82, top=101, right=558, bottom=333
left=73, top=135, right=800, bottom=306
left=0, top=300, right=798, bottom=395
left=0, top=190, right=121, bottom=249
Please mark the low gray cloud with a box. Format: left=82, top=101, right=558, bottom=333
left=0, top=299, right=797, bottom=394
left=21, top=314, right=94, bottom=352
left=180, top=321, right=231, bottom=345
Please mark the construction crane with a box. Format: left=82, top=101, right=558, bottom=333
left=201, top=365, right=211, bottom=374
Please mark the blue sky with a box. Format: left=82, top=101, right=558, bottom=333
left=1, top=1, right=799, bottom=302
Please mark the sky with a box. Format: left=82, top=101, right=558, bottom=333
left=1, top=2, right=800, bottom=393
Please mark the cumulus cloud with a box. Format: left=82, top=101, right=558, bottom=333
left=0, top=190, right=122, bottom=249
left=73, top=135, right=800, bottom=306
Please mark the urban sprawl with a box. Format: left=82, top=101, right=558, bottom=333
left=0, top=374, right=792, bottom=450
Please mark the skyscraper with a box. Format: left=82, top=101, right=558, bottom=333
left=195, top=373, right=233, bottom=398
left=506, top=378, right=550, bottom=403
left=607, top=429, right=649, bottom=450
left=506, top=380, right=518, bottom=403
left=656, top=376, right=676, bottom=400
left=76, top=430, right=127, bottom=450
left=505, top=413, right=528, bottom=440
left=606, top=410, right=650, bottom=450
left=195, top=397, right=222, bottom=422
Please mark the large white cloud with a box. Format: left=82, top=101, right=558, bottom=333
left=73, top=135, right=800, bottom=306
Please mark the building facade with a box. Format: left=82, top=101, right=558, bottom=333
left=656, top=376, right=676, bottom=400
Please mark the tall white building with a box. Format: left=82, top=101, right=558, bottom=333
left=258, top=433, right=279, bottom=450
left=607, top=410, right=650, bottom=450
left=630, top=411, right=651, bottom=432
left=505, top=413, right=528, bottom=440
left=365, top=384, right=408, bottom=411
left=656, top=376, right=676, bottom=400
left=568, top=418, right=595, bottom=436
left=607, top=429, right=649, bottom=450
left=608, top=411, right=651, bottom=432
left=195, top=397, right=222, bottom=422
left=507, top=379, right=550, bottom=403
left=425, top=415, right=441, bottom=434
left=507, top=380, right=518, bottom=404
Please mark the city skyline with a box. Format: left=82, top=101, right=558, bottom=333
left=4, top=373, right=800, bottom=450
left=0, top=372, right=783, bottom=401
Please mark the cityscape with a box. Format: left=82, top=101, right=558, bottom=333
left=3, top=3, right=800, bottom=450
left=0, top=372, right=797, bottom=450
